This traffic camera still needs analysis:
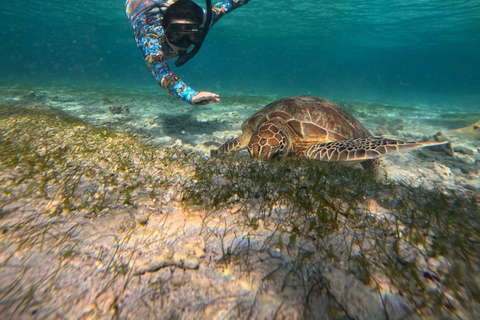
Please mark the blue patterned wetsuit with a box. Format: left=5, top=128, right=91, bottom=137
left=126, top=0, right=251, bottom=104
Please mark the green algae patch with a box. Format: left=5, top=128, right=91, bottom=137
left=0, top=104, right=200, bottom=318
left=1, top=103, right=479, bottom=319
left=183, top=155, right=480, bottom=318
left=0, top=104, right=193, bottom=217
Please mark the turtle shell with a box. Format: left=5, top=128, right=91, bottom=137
left=242, top=96, right=372, bottom=150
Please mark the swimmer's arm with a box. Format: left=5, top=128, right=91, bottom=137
left=136, top=25, right=197, bottom=104
left=212, top=0, right=251, bottom=23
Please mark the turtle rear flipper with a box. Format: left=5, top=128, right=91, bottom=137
left=304, top=137, right=449, bottom=162
left=211, top=132, right=251, bottom=158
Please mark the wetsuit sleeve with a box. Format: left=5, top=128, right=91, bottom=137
left=212, top=0, right=251, bottom=24
left=133, top=16, right=197, bottom=104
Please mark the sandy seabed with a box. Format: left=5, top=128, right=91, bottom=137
left=0, top=85, right=479, bottom=319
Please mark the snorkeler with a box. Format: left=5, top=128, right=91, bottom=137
left=126, top=0, right=251, bottom=105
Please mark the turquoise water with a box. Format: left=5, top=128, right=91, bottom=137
left=2, top=0, right=480, bottom=110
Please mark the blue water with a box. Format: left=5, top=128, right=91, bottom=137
left=2, top=0, right=480, bottom=110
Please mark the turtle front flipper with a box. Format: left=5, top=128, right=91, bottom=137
left=304, top=137, right=449, bottom=162
left=210, top=132, right=251, bottom=158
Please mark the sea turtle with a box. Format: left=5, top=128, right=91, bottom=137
left=211, top=95, right=448, bottom=170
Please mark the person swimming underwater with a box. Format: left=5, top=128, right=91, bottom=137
left=126, top=0, right=251, bottom=105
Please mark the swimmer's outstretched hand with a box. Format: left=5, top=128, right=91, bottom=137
left=192, top=91, right=220, bottom=105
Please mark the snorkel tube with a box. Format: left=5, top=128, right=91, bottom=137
left=175, top=0, right=212, bottom=67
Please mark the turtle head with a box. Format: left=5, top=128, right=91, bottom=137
left=247, top=123, right=290, bottom=159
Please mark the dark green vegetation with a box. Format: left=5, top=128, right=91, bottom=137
left=0, top=104, right=196, bottom=318
left=184, top=154, right=480, bottom=317
left=0, top=103, right=192, bottom=218
left=0, top=103, right=479, bottom=319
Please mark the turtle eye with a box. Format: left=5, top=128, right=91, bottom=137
left=270, top=147, right=282, bottom=158
left=272, top=132, right=288, bottom=158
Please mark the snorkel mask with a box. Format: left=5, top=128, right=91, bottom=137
left=167, top=23, right=204, bottom=48
left=166, top=0, right=213, bottom=67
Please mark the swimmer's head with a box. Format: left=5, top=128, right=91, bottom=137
left=162, top=0, right=206, bottom=50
